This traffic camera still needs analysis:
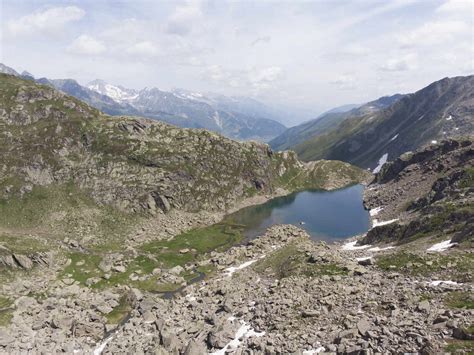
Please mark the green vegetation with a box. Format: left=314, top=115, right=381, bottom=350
left=253, top=242, right=347, bottom=279
left=376, top=252, right=474, bottom=282
left=445, top=291, right=474, bottom=310
left=140, top=222, right=243, bottom=268
left=59, top=222, right=241, bottom=293
left=0, top=296, right=13, bottom=327
left=105, top=295, right=132, bottom=324
left=0, top=234, right=49, bottom=255
left=460, top=167, right=474, bottom=188
left=444, top=340, right=474, bottom=353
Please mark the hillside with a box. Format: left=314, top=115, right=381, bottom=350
left=270, top=94, right=404, bottom=151
left=282, top=76, right=473, bottom=170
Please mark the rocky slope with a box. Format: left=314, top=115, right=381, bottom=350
left=270, top=94, right=404, bottom=152
left=279, top=76, right=473, bottom=171
left=0, top=72, right=472, bottom=354
left=361, top=138, right=473, bottom=246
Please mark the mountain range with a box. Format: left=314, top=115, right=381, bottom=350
left=270, top=75, right=474, bottom=172
left=0, top=64, right=286, bottom=142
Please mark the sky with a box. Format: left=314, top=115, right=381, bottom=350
left=1, top=0, right=473, bottom=124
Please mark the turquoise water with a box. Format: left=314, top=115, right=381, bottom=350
left=226, top=184, right=370, bottom=242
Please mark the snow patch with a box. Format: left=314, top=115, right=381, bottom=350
left=427, top=239, right=457, bottom=252
left=369, top=207, right=383, bottom=217
left=372, top=153, right=388, bottom=174
left=431, top=140, right=438, bottom=144
left=93, top=335, right=114, bottom=355
left=446, top=115, right=453, bottom=121
left=356, top=256, right=372, bottom=262
left=210, top=320, right=265, bottom=355
left=372, top=218, right=398, bottom=228
left=224, top=259, right=258, bottom=277
left=429, top=280, right=460, bottom=287
left=389, top=134, right=399, bottom=142
left=342, top=241, right=371, bottom=251
left=303, top=347, right=325, bottom=354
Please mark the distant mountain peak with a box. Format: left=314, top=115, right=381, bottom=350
left=87, top=79, right=138, bottom=103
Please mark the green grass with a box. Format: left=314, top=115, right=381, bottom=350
left=105, top=295, right=132, bottom=324
left=460, top=167, right=474, bottom=188
left=445, top=291, right=474, bottom=310
left=376, top=252, right=474, bottom=282
left=140, top=222, right=243, bottom=268
left=444, top=340, right=474, bottom=353
left=0, top=296, right=13, bottom=327
left=253, top=243, right=347, bottom=279
left=0, top=234, right=49, bottom=255
left=60, top=253, right=103, bottom=285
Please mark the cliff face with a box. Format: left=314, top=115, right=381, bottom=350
left=0, top=73, right=368, bottom=215
left=362, top=139, right=474, bottom=245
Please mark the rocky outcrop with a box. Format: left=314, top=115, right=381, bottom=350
left=0, top=73, right=369, bottom=216
left=362, top=139, right=473, bottom=245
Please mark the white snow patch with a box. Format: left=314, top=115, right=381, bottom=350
left=367, top=246, right=395, bottom=252
left=356, top=256, right=372, bottom=262
left=224, top=259, right=258, bottom=277
left=342, top=241, right=371, bottom=251
left=303, top=347, right=325, bottom=354
left=455, top=127, right=459, bottom=131
left=210, top=320, right=265, bottom=355
left=94, top=335, right=114, bottom=355
left=446, top=115, right=453, bottom=121
left=427, top=239, right=457, bottom=252
left=389, top=134, right=399, bottom=142
left=372, top=218, right=398, bottom=228
left=372, top=153, right=388, bottom=174
left=431, top=140, right=438, bottom=144
left=369, top=207, right=383, bottom=217
left=429, top=280, right=460, bottom=287
left=417, top=114, right=425, bottom=121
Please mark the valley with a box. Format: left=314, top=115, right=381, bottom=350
left=0, top=72, right=472, bottom=354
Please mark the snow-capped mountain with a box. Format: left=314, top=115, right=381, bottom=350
left=87, top=79, right=139, bottom=103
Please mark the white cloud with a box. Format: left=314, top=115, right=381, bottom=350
left=7, top=6, right=85, bottom=37
left=398, top=20, right=470, bottom=47
left=204, top=65, right=283, bottom=93
left=67, top=35, right=106, bottom=55
left=330, top=74, right=357, bottom=90
left=379, top=54, right=418, bottom=72
left=436, top=0, right=473, bottom=13
left=165, top=1, right=203, bottom=36
left=126, top=41, right=159, bottom=57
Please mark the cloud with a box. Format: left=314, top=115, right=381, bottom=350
left=204, top=65, right=284, bottom=93
left=67, top=35, right=106, bottom=55
left=379, top=54, right=418, bottom=72
left=165, top=1, right=203, bottom=36
left=330, top=74, right=356, bottom=90
left=398, top=20, right=470, bottom=47
left=126, top=41, right=159, bottom=57
left=7, top=6, right=85, bottom=37
left=251, top=36, right=271, bottom=46
left=436, top=0, right=473, bottom=13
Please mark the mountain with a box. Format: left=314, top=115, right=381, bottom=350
left=0, top=64, right=286, bottom=142
left=0, top=73, right=366, bottom=215
left=277, top=76, right=473, bottom=171
left=85, top=81, right=287, bottom=142
left=270, top=94, right=404, bottom=151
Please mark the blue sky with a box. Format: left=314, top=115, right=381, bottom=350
left=1, top=0, right=473, bottom=122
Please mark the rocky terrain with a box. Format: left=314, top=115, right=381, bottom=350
left=362, top=139, right=473, bottom=246
left=0, top=71, right=472, bottom=354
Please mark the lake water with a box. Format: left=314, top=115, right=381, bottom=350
left=225, top=184, right=370, bottom=242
